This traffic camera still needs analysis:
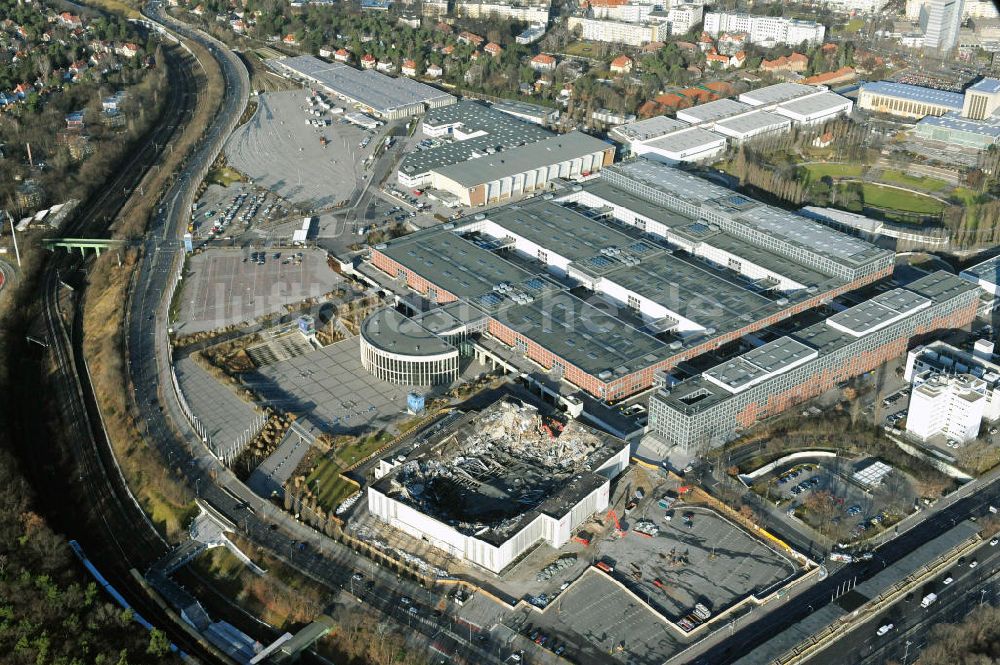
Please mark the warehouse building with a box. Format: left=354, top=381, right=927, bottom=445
left=368, top=158, right=894, bottom=402
left=857, top=81, right=965, bottom=119
left=713, top=110, right=791, bottom=142
left=367, top=396, right=630, bottom=573
left=772, top=91, right=854, bottom=125
left=399, top=101, right=611, bottom=203
left=632, top=126, right=728, bottom=164
left=647, top=272, right=980, bottom=452
left=915, top=113, right=1000, bottom=149
left=609, top=83, right=851, bottom=163
left=273, top=55, right=455, bottom=120
left=677, top=98, right=752, bottom=126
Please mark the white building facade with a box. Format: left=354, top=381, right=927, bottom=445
left=704, top=12, right=825, bottom=46
left=905, top=373, right=986, bottom=443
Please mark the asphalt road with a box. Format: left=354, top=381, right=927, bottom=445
left=126, top=7, right=519, bottom=663
left=806, top=538, right=1000, bottom=665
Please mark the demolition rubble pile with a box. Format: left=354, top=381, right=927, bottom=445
left=384, top=399, right=614, bottom=535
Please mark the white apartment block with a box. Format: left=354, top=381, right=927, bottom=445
left=567, top=15, right=667, bottom=45
left=704, top=12, right=825, bottom=46
left=905, top=339, right=1000, bottom=424
left=906, top=373, right=986, bottom=443
left=455, top=0, right=551, bottom=23
left=667, top=2, right=704, bottom=35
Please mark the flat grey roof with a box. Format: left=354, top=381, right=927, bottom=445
left=485, top=198, right=636, bottom=263
left=361, top=308, right=456, bottom=356
left=608, top=160, right=888, bottom=269
left=378, top=228, right=540, bottom=300
left=826, top=288, right=930, bottom=335
left=658, top=272, right=977, bottom=415
left=276, top=55, right=454, bottom=115
left=497, top=292, right=669, bottom=376
left=613, top=115, right=690, bottom=142
left=433, top=131, right=610, bottom=187
left=402, top=103, right=551, bottom=176
left=677, top=98, right=752, bottom=124
left=492, top=99, right=557, bottom=121
left=739, top=82, right=820, bottom=107
left=961, top=253, right=1000, bottom=285
left=733, top=203, right=885, bottom=266
left=643, top=127, right=726, bottom=154
left=602, top=251, right=783, bottom=332
left=714, top=110, right=790, bottom=135
left=776, top=91, right=850, bottom=118
left=704, top=336, right=816, bottom=392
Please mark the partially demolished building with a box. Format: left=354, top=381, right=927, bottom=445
left=367, top=397, right=630, bottom=573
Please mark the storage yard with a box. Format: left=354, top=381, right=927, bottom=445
left=596, top=506, right=799, bottom=626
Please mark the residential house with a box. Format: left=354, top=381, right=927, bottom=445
left=813, top=131, right=834, bottom=147
left=760, top=53, right=808, bottom=73
left=335, top=48, right=352, bottom=62
left=231, top=19, right=246, bottom=33
left=484, top=42, right=503, bottom=57
left=361, top=53, right=377, bottom=68
left=426, top=63, right=443, bottom=78
left=402, top=59, right=417, bottom=76
left=57, top=12, right=83, bottom=28
left=706, top=50, right=731, bottom=69
left=376, top=58, right=394, bottom=72
left=610, top=54, right=633, bottom=74
left=697, top=32, right=714, bottom=52
left=801, top=66, right=856, bottom=86
left=730, top=51, right=746, bottom=68
left=642, top=41, right=666, bottom=53
left=458, top=31, right=484, bottom=46
left=282, top=34, right=298, bottom=46
left=65, top=110, right=85, bottom=130
left=436, top=21, right=453, bottom=34
left=531, top=53, right=557, bottom=72
left=319, top=45, right=335, bottom=57
left=717, top=32, right=748, bottom=56
left=116, top=43, right=140, bottom=58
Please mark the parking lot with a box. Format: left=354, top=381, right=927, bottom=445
left=242, top=336, right=435, bottom=436
left=225, top=88, right=377, bottom=208
left=596, top=507, right=798, bottom=626
left=190, top=183, right=285, bottom=240
left=175, top=247, right=342, bottom=334
left=754, top=457, right=917, bottom=542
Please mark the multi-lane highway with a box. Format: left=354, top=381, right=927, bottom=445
left=807, top=537, right=1000, bottom=665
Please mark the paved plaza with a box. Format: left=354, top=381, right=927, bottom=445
left=175, top=247, right=342, bottom=334
left=242, top=336, right=419, bottom=436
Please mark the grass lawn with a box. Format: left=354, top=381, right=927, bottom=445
left=801, top=163, right=863, bottom=183
left=952, top=187, right=984, bottom=205
left=206, top=166, right=244, bottom=187
left=563, top=41, right=602, bottom=58
left=878, top=169, right=948, bottom=192
left=306, top=431, right=393, bottom=511
left=859, top=183, right=946, bottom=214
left=834, top=18, right=865, bottom=35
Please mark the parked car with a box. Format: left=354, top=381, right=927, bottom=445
left=877, top=623, right=894, bottom=636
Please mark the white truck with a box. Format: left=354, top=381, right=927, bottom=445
left=920, top=593, right=938, bottom=608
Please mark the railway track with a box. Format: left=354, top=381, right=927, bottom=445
left=28, top=28, right=228, bottom=663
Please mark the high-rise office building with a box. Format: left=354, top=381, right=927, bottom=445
left=920, top=0, right=965, bottom=52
